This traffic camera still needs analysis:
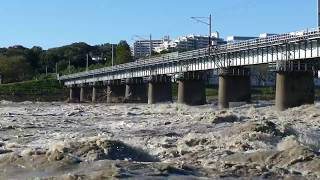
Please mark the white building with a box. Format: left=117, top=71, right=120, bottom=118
left=227, top=36, right=258, bottom=44
left=227, top=33, right=278, bottom=44
left=155, top=32, right=226, bottom=53
left=259, top=33, right=278, bottom=38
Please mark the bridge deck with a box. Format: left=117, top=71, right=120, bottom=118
left=60, top=28, right=320, bottom=86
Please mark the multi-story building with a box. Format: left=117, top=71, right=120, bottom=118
left=226, top=36, right=258, bottom=44
left=133, top=38, right=167, bottom=59
left=155, top=32, right=226, bottom=53
left=227, top=33, right=278, bottom=44
left=259, top=33, right=278, bottom=38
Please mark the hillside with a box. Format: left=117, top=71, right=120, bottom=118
left=0, top=41, right=133, bottom=84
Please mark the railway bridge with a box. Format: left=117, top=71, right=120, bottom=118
left=59, top=28, right=320, bottom=110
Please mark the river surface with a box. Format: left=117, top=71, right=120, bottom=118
left=0, top=101, right=320, bottom=179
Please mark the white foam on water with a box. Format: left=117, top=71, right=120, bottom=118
left=0, top=101, right=319, bottom=179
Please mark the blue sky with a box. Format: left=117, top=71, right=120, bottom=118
left=0, top=0, right=317, bottom=49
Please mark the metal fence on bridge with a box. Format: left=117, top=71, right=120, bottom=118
left=59, top=28, right=320, bottom=84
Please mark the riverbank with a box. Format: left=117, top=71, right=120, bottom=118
left=0, top=79, right=66, bottom=102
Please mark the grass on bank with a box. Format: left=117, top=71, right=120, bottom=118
left=0, top=78, right=64, bottom=96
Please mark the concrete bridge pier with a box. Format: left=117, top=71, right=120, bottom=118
left=276, top=71, right=315, bottom=111
left=106, top=80, right=126, bottom=103
left=218, top=68, right=251, bottom=109
left=125, top=78, right=148, bottom=103
left=92, top=84, right=97, bottom=103
left=89, top=82, right=108, bottom=103
left=177, top=72, right=206, bottom=105
left=78, top=84, right=94, bottom=103
left=69, top=86, right=80, bottom=103
left=148, top=75, right=172, bottom=104
left=79, top=85, right=87, bottom=103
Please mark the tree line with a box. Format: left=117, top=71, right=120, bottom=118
left=0, top=41, right=133, bottom=83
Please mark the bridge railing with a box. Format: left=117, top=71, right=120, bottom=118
left=59, top=48, right=209, bottom=80
left=221, top=27, right=320, bottom=52
left=60, top=27, right=320, bottom=81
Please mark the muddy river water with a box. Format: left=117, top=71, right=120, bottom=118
left=0, top=101, right=320, bottom=179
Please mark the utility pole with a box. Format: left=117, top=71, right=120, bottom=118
left=209, top=14, right=212, bottom=49
left=191, top=14, right=213, bottom=55
left=318, top=0, right=320, bottom=27
left=149, top=34, right=152, bottom=56
left=55, top=63, right=58, bottom=75
left=45, top=65, right=48, bottom=76
left=208, top=14, right=212, bottom=57
left=68, top=59, right=71, bottom=74
left=112, top=44, right=114, bottom=67
left=86, top=54, right=89, bottom=72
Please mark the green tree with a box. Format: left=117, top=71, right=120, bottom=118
left=27, top=46, right=43, bottom=70
left=0, top=56, right=33, bottom=83
left=0, top=42, right=121, bottom=82
left=115, top=41, right=133, bottom=65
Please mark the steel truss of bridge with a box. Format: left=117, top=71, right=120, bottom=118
left=59, top=28, right=320, bottom=86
